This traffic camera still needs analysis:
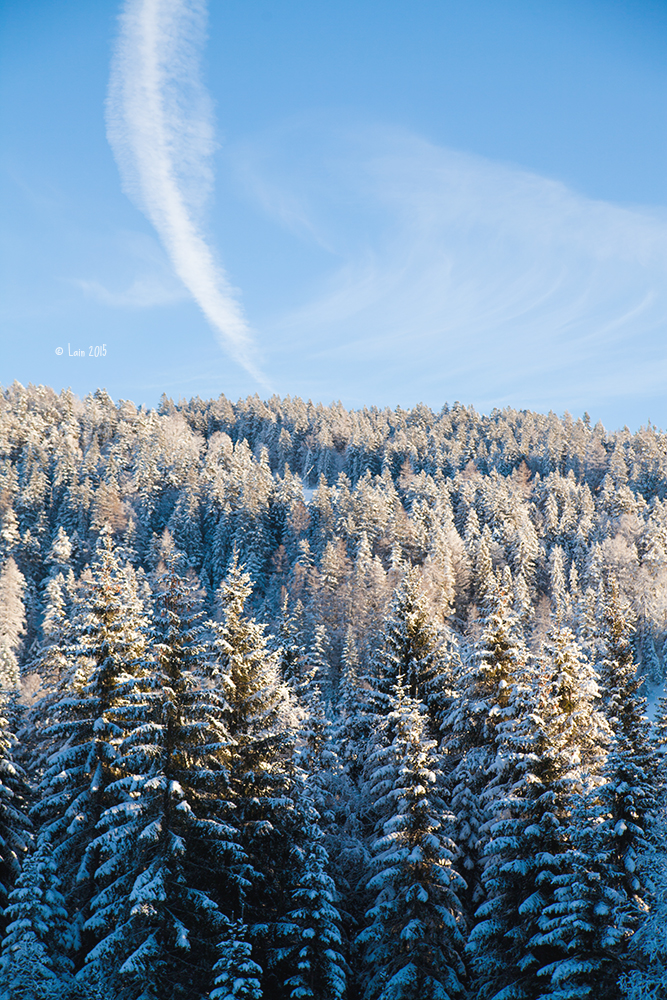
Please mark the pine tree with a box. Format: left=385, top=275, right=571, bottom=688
left=540, top=590, right=657, bottom=999
left=466, top=625, right=606, bottom=1000
left=617, top=839, right=667, bottom=999
left=275, top=816, right=347, bottom=1000
left=45, top=526, right=73, bottom=576
left=358, top=685, right=466, bottom=1000
left=0, top=846, right=74, bottom=999
left=81, top=564, right=241, bottom=1000
left=337, top=626, right=378, bottom=784
left=377, top=569, right=439, bottom=702
left=307, top=624, right=332, bottom=707
left=210, top=919, right=263, bottom=1000
left=30, top=526, right=148, bottom=962
left=0, top=698, right=31, bottom=934
left=29, top=574, right=70, bottom=690
left=0, top=557, right=26, bottom=690
left=168, top=478, right=204, bottom=571
left=209, top=555, right=299, bottom=991
left=0, top=507, right=20, bottom=561
left=591, top=590, right=659, bottom=983
left=329, top=628, right=374, bottom=938
left=276, top=595, right=307, bottom=692
left=442, top=570, right=528, bottom=921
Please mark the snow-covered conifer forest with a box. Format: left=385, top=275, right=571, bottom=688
left=2, top=381, right=667, bottom=998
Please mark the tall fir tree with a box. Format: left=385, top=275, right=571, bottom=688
left=374, top=568, right=440, bottom=715
left=539, top=589, right=657, bottom=999
left=358, top=683, right=466, bottom=1000
left=0, top=557, right=26, bottom=691
left=209, top=554, right=302, bottom=995
left=30, top=526, right=148, bottom=964
left=466, top=624, right=607, bottom=1000
left=81, top=563, right=242, bottom=1000
left=210, top=919, right=263, bottom=1000
left=0, top=846, right=75, bottom=999
left=442, top=570, right=528, bottom=924
left=0, top=697, right=31, bottom=935
left=274, top=811, right=347, bottom=1000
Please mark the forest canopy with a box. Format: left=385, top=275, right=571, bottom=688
left=0, top=381, right=666, bottom=999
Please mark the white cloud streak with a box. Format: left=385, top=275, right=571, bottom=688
left=106, top=0, right=267, bottom=384
left=74, top=275, right=186, bottom=309
left=73, top=230, right=188, bottom=308
left=233, top=122, right=667, bottom=417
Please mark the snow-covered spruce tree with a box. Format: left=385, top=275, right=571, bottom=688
left=167, top=476, right=204, bottom=572
left=0, top=556, right=26, bottom=691
left=210, top=919, right=263, bottom=1000
left=275, top=595, right=308, bottom=693
left=0, top=846, right=74, bottom=999
left=358, top=683, right=466, bottom=1000
left=589, top=589, right=659, bottom=981
left=304, top=623, right=332, bottom=708
left=30, top=526, right=148, bottom=964
left=32, top=574, right=70, bottom=688
left=274, top=810, right=347, bottom=1000
left=295, top=648, right=335, bottom=815
left=536, top=794, right=624, bottom=1000
left=616, top=831, right=667, bottom=1000
left=441, top=569, right=528, bottom=923
left=466, top=624, right=607, bottom=1000
left=81, top=563, right=242, bottom=1000
left=323, top=627, right=372, bottom=968
left=423, top=624, right=461, bottom=746
left=281, top=639, right=348, bottom=1000
left=539, top=589, right=657, bottom=999
left=373, top=568, right=440, bottom=721
left=209, top=554, right=300, bottom=994
left=336, top=625, right=380, bottom=787
left=45, top=525, right=73, bottom=578
left=0, top=697, right=31, bottom=935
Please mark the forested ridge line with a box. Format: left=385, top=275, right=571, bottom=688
left=0, top=381, right=665, bottom=998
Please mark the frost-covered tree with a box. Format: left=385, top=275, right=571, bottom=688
left=210, top=919, right=263, bottom=1000
left=0, top=847, right=73, bottom=999
left=358, top=685, right=466, bottom=1000
left=168, top=477, right=204, bottom=571
left=374, top=568, right=440, bottom=717
left=0, top=699, right=30, bottom=934
left=467, top=625, right=606, bottom=1000
left=209, top=555, right=298, bottom=988
left=0, top=507, right=20, bottom=560
left=590, top=591, right=659, bottom=977
left=0, top=557, right=26, bottom=690
left=275, top=817, right=347, bottom=1000
left=336, top=625, right=378, bottom=786
left=276, top=595, right=307, bottom=692
left=45, top=526, right=73, bottom=576
left=442, top=571, right=528, bottom=920
left=28, top=574, right=70, bottom=690
left=31, top=527, right=148, bottom=961
left=618, top=843, right=667, bottom=1000
left=539, top=593, right=657, bottom=999
left=306, top=623, right=332, bottom=706
left=81, top=564, right=241, bottom=1000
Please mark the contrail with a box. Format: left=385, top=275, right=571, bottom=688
left=106, top=0, right=267, bottom=385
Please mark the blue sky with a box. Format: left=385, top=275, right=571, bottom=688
left=1, top=0, right=666, bottom=429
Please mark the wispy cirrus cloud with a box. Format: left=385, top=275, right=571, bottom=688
left=72, top=230, right=188, bottom=308
left=232, top=122, right=667, bottom=418
left=74, top=274, right=186, bottom=309
left=106, top=0, right=267, bottom=384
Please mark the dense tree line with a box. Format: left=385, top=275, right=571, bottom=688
left=0, top=381, right=666, bottom=997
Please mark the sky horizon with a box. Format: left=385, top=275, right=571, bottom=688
left=1, top=0, right=666, bottom=432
